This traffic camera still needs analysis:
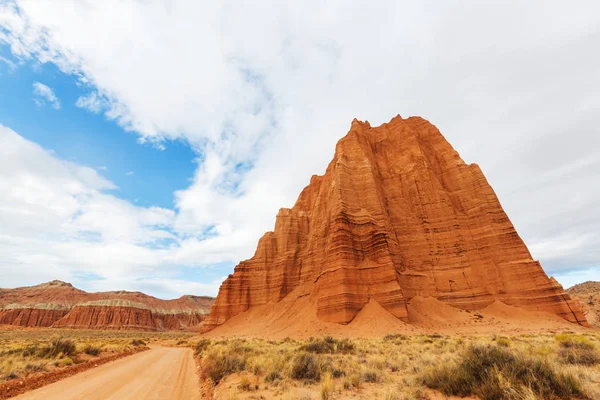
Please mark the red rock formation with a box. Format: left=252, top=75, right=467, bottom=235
left=203, top=115, right=588, bottom=331
left=0, top=308, right=69, bottom=327
left=0, top=280, right=214, bottom=331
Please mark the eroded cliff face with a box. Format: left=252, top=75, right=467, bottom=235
left=0, top=280, right=214, bottom=330
left=203, top=115, right=588, bottom=331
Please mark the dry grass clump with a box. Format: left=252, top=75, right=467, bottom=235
left=555, top=333, right=600, bottom=366
left=37, top=337, right=77, bottom=358
left=320, top=371, right=334, bottom=400
left=422, top=343, right=586, bottom=400
left=494, top=336, right=511, bottom=348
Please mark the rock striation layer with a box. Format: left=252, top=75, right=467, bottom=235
left=0, top=280, right=214, bottom=330
left=202, top=115, right=588, bottom=331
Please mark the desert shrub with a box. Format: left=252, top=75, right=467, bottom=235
left=301, top=336, right=355, bottom=354
left=495, top=337, right=511, bottom=348
left=24, top=362, right=47, bottom=374
left=265, top=370, right=282, bottom=383
left=290, top=352, right=321, bottom=381
left=361, top=367, right=379, bottom=383
left=422, top=344, right=585, bottom=400
left=201, top=350, right=246, bottom=384
left=384, top=333, right=408, bottom=341
left=82, top=344, right=102, bottom=356
left=176, top=340, right=187, bottom=345
left=195, top=339, right=211, bottom=355
left=38, top=338, right=77, bottom=358
left=131, top=339, right=146, bottom=347
left=3, top=371, right=18, bottom=381
left=21, top=345, right=39, bottom=357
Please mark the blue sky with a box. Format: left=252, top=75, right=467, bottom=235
left=0, top=49, right=196, bottom=210
left=0, top=1, right=598, bottom=299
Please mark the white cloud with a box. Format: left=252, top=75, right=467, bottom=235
left=75, top=92, right=106, bottom=114
left=0, top=125, right=222, bottom=296
left=0, top=55, right=16, bottom=71
left=0, top=0, right=599, bottom=294
left=32, top=81, right=60, bottom=109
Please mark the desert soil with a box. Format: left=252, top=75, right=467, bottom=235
left=13, top=347, right=201, bottom=400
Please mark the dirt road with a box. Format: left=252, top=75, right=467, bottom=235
left=14, top=347, right=202, bottom=400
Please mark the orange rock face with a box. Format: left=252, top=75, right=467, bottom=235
left=0, top=280, right=214, bottom=331
left=203, top=115, right=588, bottom=331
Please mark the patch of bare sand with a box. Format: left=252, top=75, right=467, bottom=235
left=407, top=296, right=590, bottom=335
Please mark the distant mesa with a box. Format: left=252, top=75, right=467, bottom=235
left=0, top=281, right=214, bottom=331
left=201, top=115, right=589, bottom=335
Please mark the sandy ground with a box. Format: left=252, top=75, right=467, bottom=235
left=13, top=347, right=201, bottom=400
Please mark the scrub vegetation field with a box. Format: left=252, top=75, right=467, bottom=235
left=0, top=328, right=196, bottom=385
left=2, top=328, right=599, bottom=400
left=192, top=332, right=600, bottom=400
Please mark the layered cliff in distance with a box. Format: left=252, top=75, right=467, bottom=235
left=568, top=282, right=600, bottom=328
left=202, top=115, right=588, bottom=333
left=0, top=280, right=214, bottom=330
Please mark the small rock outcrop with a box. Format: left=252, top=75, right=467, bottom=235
left=568, top=281, right=600, bottom=328
left=202, top=115, right=588, bottom=331
left=0, top=281, right=214, bottom=331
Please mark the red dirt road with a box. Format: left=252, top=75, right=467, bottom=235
left=14, top=347, right=201, bottom=400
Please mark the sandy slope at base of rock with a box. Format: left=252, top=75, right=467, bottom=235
left=203, top=292, right=593, bottom=339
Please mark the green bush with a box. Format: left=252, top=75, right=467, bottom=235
left=422, top=344, right=585, bottom=400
